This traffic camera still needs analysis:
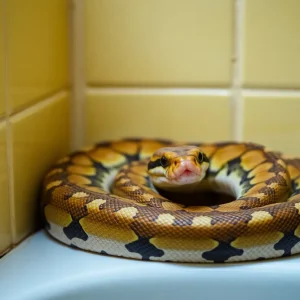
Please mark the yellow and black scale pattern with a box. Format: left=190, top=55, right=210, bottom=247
left=41, top=138, right=300, bottom=263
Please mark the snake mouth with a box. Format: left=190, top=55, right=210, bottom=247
left=182, top=170, right=193, bottom=176
left=168, top=167, right=204, bottom=185
left=176, top=168, right=200, bottom=178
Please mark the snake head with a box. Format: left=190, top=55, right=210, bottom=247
left=147, top=146, right=209, bottom=190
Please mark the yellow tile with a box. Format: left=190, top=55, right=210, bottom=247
left=11, top=94, right=70, bottom=242
left=243, top=0, right=300, bottom=88
left=85, top=93, right=231, bottom=145
left=85, top=0, right=233, bottom=87
left=7, top=0, right=69, bottom=112
left=0, top=122, right=11, bottom=254
left=243, top=95, right=300, bottom=155
left=0, top=4, right=5, bottom=117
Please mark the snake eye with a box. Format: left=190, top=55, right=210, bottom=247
left=197, top=152, right=208, bottom=163
left=197, top=152, right=204, bottom=163
left=160, top=155, right=169, bottom=167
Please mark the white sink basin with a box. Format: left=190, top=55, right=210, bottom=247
left=0, top=230, right=299, bottom=300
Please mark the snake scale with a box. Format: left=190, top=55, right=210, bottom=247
left=41, top=138, right=300, bottom=263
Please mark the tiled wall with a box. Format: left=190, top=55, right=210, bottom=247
left=1, top=0, right=300, bottom=255
left=81, top=0, right=300, bottom=157
left=0, top=0, right=70, bottom=255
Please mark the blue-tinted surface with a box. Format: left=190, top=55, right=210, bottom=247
left=0, top=230, right=299, bottom=300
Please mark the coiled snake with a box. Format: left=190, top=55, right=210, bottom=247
left=41, top=138, right=300, bottom=263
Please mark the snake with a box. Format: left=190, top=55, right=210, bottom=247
left=41, top=138, right=300, bottom=263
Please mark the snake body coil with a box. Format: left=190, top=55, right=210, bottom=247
left=42, top=138, right=300, bottom=263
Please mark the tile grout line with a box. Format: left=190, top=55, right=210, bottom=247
left=2, top=0, right=16, bottom=246
left=86, top=87, right=231, bottom=96
left=242, top=89, right=300, bottom=97
left=86, top=86, right=300, bottom=96
left=231, top=0, right=244, bottom=141
left=6, top=87, right=69, bottom=117
left=70, top=0, right=86, bottom=151
left=9, top=90, right=69, bottom=122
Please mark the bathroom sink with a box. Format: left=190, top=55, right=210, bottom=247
left=0, top=230, right=299, bottom=300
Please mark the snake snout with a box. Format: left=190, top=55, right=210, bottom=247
left=170, top=157, right=202, bottom=179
